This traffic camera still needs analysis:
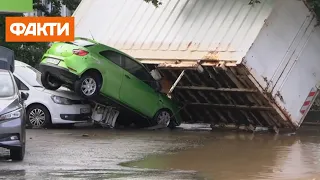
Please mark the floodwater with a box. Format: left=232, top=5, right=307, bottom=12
left=124, top=126, right=320, bottom=180
left=1, top=125, right=320, bottom=180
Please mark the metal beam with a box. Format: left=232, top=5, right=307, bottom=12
left=168, top=70, right=185, bottom=94
left=187, top=103, right=273, bottom=111
left=175, top=86, right=257, bottom=93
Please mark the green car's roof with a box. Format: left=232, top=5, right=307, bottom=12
left=74, top=37, right=145, bottom=67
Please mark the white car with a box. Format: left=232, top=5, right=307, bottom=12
left=12, top=60, right=92, bottom=128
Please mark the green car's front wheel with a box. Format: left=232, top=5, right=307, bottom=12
left=41, top=72, right=62, bottom=90
left=74, top=74, right=101, bottom=98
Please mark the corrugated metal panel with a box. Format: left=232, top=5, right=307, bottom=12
left=74, top=0, right=274, bottom=62
left=244, top=0, right=320, bottom=127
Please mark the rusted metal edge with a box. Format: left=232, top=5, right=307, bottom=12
left=244, top=66, right=298, bottom=130
left=139, top=59, right=238, bottom=68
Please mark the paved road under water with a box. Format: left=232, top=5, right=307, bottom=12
left=1, top=125, right=320, bottom=180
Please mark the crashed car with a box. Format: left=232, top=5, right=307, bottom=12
left=38, top=37, right=181, bottom=128
left=13, top=60, right=92, bottom=128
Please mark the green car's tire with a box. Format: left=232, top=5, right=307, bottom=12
left=74, top=74, right=100, bottom=98
left=153, top=109, right=172, bottom=127
left=41, top=72, right=61, bottom=90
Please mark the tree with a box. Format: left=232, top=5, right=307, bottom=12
left=0, top=0, right=81, bottom=67
left=62, top=0, right=82, bottom=11
left=307, top=0, right=320, bottom=20
left=143, top=0, right=162, bottom=7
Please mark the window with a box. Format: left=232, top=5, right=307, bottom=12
left=99, top=50, right=122, bottom=66
left=122, top=56, right=153, bottom=83
left=0, top=73, right=15, bottom=97
left=14, top=66, right=43, bottom=87
left=14, top=76, right=29, bottom=90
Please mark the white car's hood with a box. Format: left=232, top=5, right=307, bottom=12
left=36, top=87, right=84, bottom=100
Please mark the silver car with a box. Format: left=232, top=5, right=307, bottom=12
left=0, top=69, right=28, bottom=161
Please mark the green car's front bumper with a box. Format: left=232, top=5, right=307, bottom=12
left=39, top=63, right=79, bottom=84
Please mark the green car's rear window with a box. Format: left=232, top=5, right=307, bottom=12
left=67, top=39, right=95, bottom=47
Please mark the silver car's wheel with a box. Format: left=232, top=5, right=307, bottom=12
left=156, top=111, right=171, bottom=127
left=81, top=77, right=97, bottom=96
left=29, top=108, right=46, bottom=127
left=27, top=105, right=51, bottom=129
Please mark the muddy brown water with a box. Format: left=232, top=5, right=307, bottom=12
left=123, top=127, right=320, bottom=180
left=1, top=126, right=320, bottom=180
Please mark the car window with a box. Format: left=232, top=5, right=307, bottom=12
left=14, top=66, right=43, bottom=87
left=122, top=56, right=154, bottom=84
left=99, top=50, right=122, bottom=66
left=13, top=75, right=29, bottom=90
left=0, top=73, right=15, bottom=97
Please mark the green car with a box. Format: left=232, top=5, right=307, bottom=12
left=38, top=37, right=181, bottom=128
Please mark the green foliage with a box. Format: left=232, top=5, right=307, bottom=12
left=62, top=0, right=82, bottom=12
left=143, top=0, right=162, bottom=7
left=0, top=0, right=81, bottom=67
left=0, top=13, right=48, bottom=66
left=307, top=0, right=320, bottom=20
left=249, top=0, right=261, bottom=5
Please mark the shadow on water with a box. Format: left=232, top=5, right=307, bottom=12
left=122, top=130, right=320, bottom=180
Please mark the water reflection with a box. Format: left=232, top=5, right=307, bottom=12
left=126, top=132, right=320, bottom=180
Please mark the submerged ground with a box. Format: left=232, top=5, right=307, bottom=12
left=1, top=125, right=320, bottom=180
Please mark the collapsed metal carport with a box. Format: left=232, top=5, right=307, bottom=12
left=73, top=0, right=320, bottom=132
left=142, top=61, right=292, bottom=132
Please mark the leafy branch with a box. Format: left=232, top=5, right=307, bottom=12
left=249, top=0, right=261, bottom=5
left=143, top=0, right=162, bottom=7
left=307, top=0, right=320, bottom=21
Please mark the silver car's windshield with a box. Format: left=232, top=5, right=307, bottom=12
left=14, top=66, right=43, bottom=87
left=0, top=73, right=15, bottom=97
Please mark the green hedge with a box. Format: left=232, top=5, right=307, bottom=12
left=307, top=0, right=320, bottom=20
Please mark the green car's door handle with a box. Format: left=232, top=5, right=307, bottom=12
left=125, top=74, right=131, bottom=79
